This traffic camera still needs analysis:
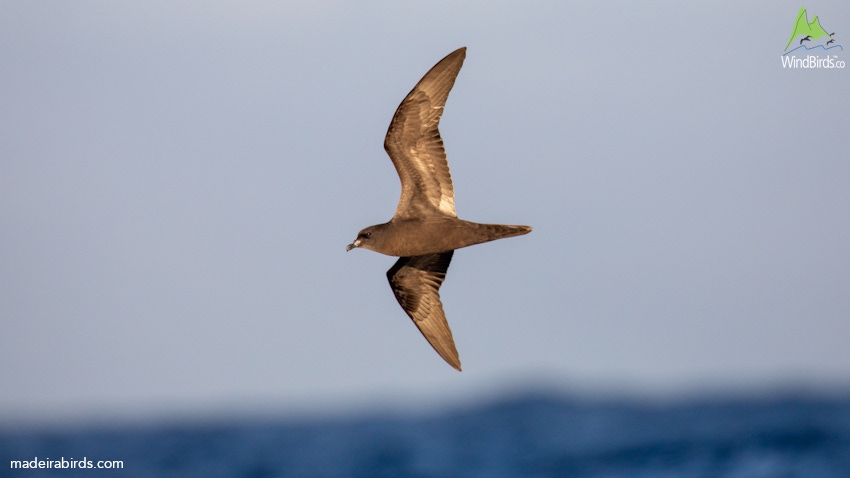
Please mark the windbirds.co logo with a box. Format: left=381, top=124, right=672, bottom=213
left=781, top=6, right=844, bottom=69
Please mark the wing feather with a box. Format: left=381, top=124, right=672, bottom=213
left=384, top=47, right=466, bottom=219
left=386, top=251, right=460, bottom=370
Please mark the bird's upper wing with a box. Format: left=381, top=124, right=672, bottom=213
left=386, top=251, right=460, bottom=370
left=384, top=47, right=466, bottom=220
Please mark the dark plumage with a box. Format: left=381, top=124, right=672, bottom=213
left=347, top=47, right=531, bottom=371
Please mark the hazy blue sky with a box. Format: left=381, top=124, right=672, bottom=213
left=2, top=1, right=848, bottom=422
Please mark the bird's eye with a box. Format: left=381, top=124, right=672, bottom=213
left=364, top=232, right=372, bottom=238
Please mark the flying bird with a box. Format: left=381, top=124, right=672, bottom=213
left=800, top=35, right=812, bottom=44
left=827, top=39, right=835, bottom=45
left=347, top=47, right=531, bottom=371
left=830, top=32, right=836, bottom=36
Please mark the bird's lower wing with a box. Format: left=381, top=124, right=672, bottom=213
left=386, top=251, right=460, bottom=370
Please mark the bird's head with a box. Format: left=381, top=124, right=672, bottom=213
left=346, top=224, right=387, bottom=252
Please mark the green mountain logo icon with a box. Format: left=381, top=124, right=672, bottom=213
left=784, top=7, right=836, bottom=51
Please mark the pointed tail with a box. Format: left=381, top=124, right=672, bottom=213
left=458, top=222, right=532, bottom=249
left=483, top=224, right=532, bottom=241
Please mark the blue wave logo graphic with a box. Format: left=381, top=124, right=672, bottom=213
left=784, top=42, right=843, bottom=56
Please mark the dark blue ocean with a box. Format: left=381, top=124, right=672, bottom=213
left=3, top=391, right=850, bottom=477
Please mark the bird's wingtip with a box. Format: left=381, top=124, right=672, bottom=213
left=441, top=351, right=461, bottom=371
left=442, top=354, right=462, bottom=371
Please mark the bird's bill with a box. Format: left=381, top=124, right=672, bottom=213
left=346, top=239, right=360, bottom=251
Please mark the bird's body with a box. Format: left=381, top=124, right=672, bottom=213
left=349, top=217, right=531, bottom=258
left=347, top=47, right=531, bottom=371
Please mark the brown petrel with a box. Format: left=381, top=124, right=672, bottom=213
left=346, top=47, right=531, bottom=371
